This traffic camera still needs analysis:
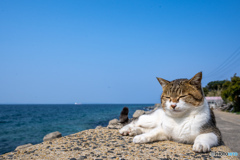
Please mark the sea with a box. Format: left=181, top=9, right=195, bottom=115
left=0, top=104, right=153, bottom=155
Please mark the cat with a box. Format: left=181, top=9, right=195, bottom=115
left=119, top=72, right=222, bottom=153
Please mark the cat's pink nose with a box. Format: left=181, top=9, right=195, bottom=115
left=171, top=104, right=177, bottom=109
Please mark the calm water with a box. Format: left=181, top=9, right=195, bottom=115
left=0, top=104, right=153, bottom=155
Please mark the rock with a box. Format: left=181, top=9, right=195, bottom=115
left=144, top=106, right=155, bottom=110
left=95, top=125, right=103, bottom=129
left=154, top=103, right=161, bottom=108
left=108, top=119, right=119, bottom=125
left=107, top=119, right=123, bottom=129
left=133, top=110, right=145, bottom=118
left=119, top=107, right=129, bottom=123
left=43, top=131, right=62, bottom=142
left=145, top=110, right=153, bottom=114
left=220, top=103, right=233, bottom=111
left=107, top=124, right=123, bottom=129
left=15, top=143, right=32, bottom=150
left=145, top=104, right=161, bottom=114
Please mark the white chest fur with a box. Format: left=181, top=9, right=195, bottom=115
left=153, top=100, right=210, bottom=143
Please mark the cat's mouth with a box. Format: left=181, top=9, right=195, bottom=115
left=171, top=109, right=182, bottom=113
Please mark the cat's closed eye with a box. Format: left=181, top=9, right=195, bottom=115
left=179, top=95, right=187, bottom=98
left=177, top=95, right=188, bottom=100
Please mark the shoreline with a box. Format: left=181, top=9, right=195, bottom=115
left=1, top=106, right=239, bottom=159
left=0, top=104, right=153, bottom=155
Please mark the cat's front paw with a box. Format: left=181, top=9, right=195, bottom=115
left=193, top=142, right=210, bottom=153
left=119, top=125, right=140, bottom=136
left=133, top=135, right=148, bottom=143
left=119, top=125, right=131, bottom=136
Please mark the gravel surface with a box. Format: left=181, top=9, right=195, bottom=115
left=0, top=128, right=237, bottom=160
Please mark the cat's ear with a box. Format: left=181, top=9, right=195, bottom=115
left=188, top=72, right=202, bottom=89
left=157, top=77, right=170, bottom=88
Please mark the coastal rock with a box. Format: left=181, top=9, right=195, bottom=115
left=95, top=125, right=103, bottom=129
left=108, top=119, right=119, bottom=125
left=107, top=123, right=123, bottom=129
left=133, top=110, right=145, bottom=118
left=154, top=103, right=161, bottom=108
left=15, top=143, right=32, bottom=150
left=145, top=104, right=161, bottom=114
left=107, top=119, right=123, bottom=129
left=43, top=131, right=62, bottom=142
left=119, top=107, right=129, bottom=123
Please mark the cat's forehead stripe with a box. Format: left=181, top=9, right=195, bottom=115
left=167, top=79, right=187, bottom=94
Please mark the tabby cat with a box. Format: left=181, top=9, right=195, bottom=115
left=119, top=72, right=221, bottom=152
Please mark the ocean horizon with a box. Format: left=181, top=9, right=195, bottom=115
left=0, top=104, right=154, bottom=155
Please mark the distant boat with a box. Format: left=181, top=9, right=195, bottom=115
left=74, top=103, right=81, bottom=105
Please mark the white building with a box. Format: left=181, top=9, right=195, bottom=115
left=205, top=97, right=223, bottom=109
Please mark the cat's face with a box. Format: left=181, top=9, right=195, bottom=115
left=157, top=72, right=204, bottom=117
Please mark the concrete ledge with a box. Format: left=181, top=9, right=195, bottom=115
left=1, top=128, right=238, bottom=160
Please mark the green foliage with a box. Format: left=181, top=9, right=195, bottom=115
left=205, top=80, right=227, bottom=91
left=221, top=74, right=240, bottom=112
left=203, top=80, right=226, bottom=96
left=203, top=87, right=209, bottom=96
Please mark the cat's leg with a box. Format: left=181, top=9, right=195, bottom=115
left=119, top=113, right=159, bottom=136
left=193, top=133, right=218, bottom=152
left=135, top=113, right=159, bottom=129
left=119, top=123, right=144, bottom=136
left=133, top=127, right=168, bottom=143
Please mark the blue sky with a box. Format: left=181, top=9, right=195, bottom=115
left=1, top=0, right=240, bottom=104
